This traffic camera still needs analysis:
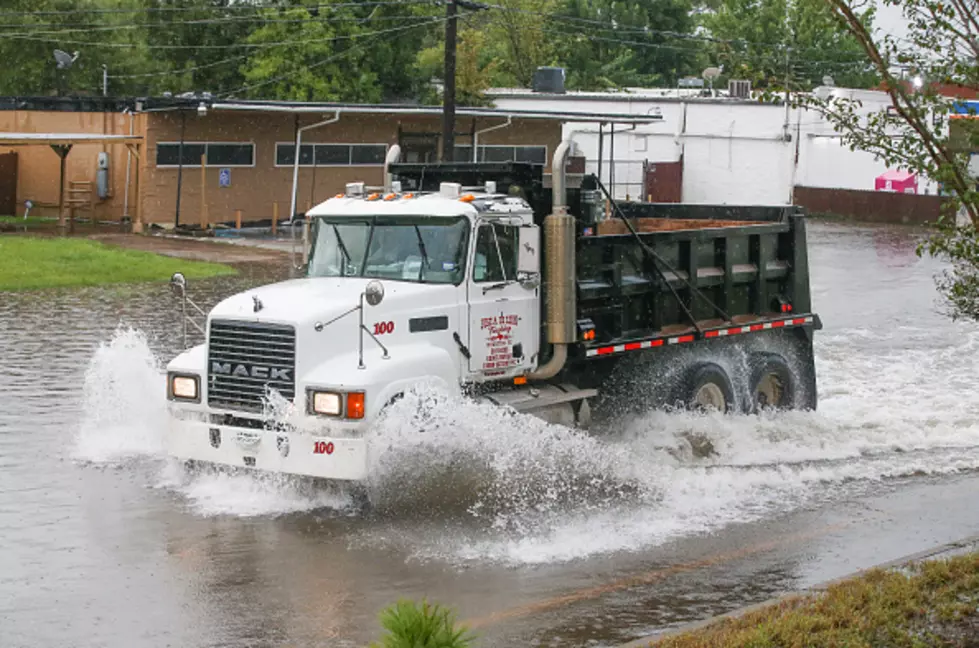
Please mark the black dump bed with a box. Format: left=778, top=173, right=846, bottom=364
left=389, top=162, right=817, bottom=353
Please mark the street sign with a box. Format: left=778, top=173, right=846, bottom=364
left=219, top=168, right=231, bottom=188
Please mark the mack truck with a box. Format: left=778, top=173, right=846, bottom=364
left=164, top=142, right=821, bottom=481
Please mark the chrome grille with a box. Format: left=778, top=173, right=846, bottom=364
left=207, top=320, right=296, bottom=412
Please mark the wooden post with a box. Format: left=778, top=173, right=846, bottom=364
left=235, top=209, right=242, bottom=230
left=272, top=202, right=278, bottom=235
left=90, top=180, right=96, bottom=230
left=200, top=153, right=207, bottom=230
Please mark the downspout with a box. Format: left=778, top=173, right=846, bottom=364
left=528, top=140, right=574, bottom=381
left=471, top=116, right=512, bottom=162
left=383, top=144, right=402, bottom=191
left=123, top=109, right=134, bottom=220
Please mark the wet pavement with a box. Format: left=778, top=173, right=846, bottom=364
left=3, top=220, right=979, bottom=647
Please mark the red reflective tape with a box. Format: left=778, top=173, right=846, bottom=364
left=705, top=330, right=720, bottom=338
left=595, top=346, right=615, bottom=355
left=792, top=317, right=807, bottom=325
left=624, top=342, right=643, bottom=351
left=750, top=324, right=765, bottom=332
left=772, top=320, right=786, bottom=328
left=650, top=339, right=664, bottom=347
left=676, top=335, right=695, bottom=343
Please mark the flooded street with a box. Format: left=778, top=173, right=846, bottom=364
left=4, top=221, right=979, bottom=647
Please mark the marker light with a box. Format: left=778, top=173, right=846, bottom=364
left=346, top=392, right=366, bottom=420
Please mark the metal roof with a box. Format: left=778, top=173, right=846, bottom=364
left=0, top=133, right=142, bottom=145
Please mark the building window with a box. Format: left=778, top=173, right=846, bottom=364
left=275, top=143, right=388, bottom=167
left=452, top=144, right=547, bottom=165
left=156, top=142, right=254, bottom=168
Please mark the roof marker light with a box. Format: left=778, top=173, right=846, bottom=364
left=334, top=193, right=343, bottom=199
left=383, top=193, right=396, bottom=201
left=367, top=192, right=380, bottom=201
left=403, top=193, right=414, bottom=199
left=459, top=194, right=475, bottom=203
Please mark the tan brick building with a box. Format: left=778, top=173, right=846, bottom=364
left=0, top=97, right=578, bottom=228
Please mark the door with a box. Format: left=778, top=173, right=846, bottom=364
left=467, top=220, right=540, bottom=379
left=0, top=152, right=17, bottom=216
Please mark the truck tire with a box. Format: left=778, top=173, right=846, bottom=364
left=747, top=352, right=794, bottom=411
left=677, top=363, right=736, bottom=412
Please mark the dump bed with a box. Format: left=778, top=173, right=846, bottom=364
left=574, top=200, right=812, bottom=351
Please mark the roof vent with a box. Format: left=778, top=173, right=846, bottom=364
left=532, top=67, right=566, bottom=94
left=728, top=79, right=752, bottom=99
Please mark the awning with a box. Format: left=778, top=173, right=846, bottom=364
left=0, top=133, right=142, bottom=146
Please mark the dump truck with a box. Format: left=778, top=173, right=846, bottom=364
left=164, top=142, right=821, bottom=481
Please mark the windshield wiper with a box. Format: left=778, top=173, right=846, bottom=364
left=331, top=224, right=352, bottom=274
left=413, top=225, right=430, bottom=281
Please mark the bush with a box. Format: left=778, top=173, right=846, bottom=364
left=370, top=599, right=476, bottom=648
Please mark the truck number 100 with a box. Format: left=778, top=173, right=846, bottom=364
left=373, top=321, right=395, bottom=335
left=313, top=441, right=335, bottom=455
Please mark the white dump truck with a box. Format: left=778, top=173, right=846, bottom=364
left=165, top=144, right=821, bottom=481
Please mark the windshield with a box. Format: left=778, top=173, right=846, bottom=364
left=307, top=217, right=470, bottom=285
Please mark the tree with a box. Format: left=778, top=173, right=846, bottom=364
left=702, top=0, right=878, bottom=90
left=551, top=0, right=703, bottom=90
left=812, top=0, right=979, bottom=319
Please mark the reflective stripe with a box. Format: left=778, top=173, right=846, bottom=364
left=583, top=315, right=815, bottom=358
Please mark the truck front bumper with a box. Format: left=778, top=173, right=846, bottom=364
left=166, top=417, right=368, bottom=481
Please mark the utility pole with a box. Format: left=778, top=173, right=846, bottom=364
left=441, top=0, right=457, bottom=162
left=102, top=65, right=108, bottom=97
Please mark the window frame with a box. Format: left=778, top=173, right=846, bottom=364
left=471, top=220, right=519, bottom=284
left=452, top=144, right=548, bottom=166
left=274, top=142, right=389, bottom=168
left=155, top=141, right=256, bottom=168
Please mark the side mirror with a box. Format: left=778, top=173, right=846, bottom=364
left=169, top=272, right=186, bottom=296
left=364, top=279, right=385, bottom=306
left=518, top=225, right=539, bottom=275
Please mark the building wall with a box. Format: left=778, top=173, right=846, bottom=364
left=140, top=111, right=561, bottom=225
left=493, top=90, right=937, bottom=206
left=0, top=110, right=139, bottom=220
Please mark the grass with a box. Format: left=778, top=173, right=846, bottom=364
left=0, top=215, right=58, bottom=229
left=655, top=551, right=979, bottom=647
left=0, top=237, right=236, bottom=291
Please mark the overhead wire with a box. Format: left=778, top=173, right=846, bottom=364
left=0, top=0, right=436, bottom=18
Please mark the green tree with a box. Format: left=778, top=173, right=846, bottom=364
left=811, top=0, right=979, bottom=319
left=703, top=0, right=878, bottom=90
left=550, top=0, right=703, bottom=91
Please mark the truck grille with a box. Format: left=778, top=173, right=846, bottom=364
left=207, top=320, right=296, bottom=412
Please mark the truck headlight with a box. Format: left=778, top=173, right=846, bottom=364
left=169, top=373, right=199, bottom=402
left=310, top=391, right=342, bottom=416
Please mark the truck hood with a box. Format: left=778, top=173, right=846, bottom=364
left=208, top=277, right=456, bottom=329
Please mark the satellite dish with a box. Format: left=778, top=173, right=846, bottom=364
left=53, top=49, right=79, bottom=69
left=822, top=75, right=835, bottom=87
left=702, top=66, right=723, bottom=80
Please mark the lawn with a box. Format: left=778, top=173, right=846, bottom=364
left=654, top=551, right=979, bottom=647
left=0, top=215, right=58, bottom=230
left=0, top=237, right=236, bottom=291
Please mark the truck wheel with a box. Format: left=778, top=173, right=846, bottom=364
left=747, top=353, right=794, bottom=411
left=678, top=363, right=735, bottom=412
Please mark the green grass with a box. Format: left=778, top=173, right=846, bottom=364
left=0, top=237, right=236, bottom=291
left=655, top=551, right=979, bottom=647
left=0, top=215, right=57, bottom=229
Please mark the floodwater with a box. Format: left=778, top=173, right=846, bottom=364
left=4, top=221, right=979, bottom=647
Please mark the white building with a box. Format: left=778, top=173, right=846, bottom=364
left=488, top=86, right=934, bottom=204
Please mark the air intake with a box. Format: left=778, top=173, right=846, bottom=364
left=532, top=67, right=566, bottom=94
left=728, top=79, right=752, bottom=99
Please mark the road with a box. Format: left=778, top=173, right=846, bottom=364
left=2, top=220, right=979, bottom=647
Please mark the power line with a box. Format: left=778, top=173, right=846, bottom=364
left=0, top=15, right=443, bottom=50
left=217, top=15, right=450, bottom=98
left=0, top=1, right=436, bottom=18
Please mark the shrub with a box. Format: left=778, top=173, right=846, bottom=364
left=370, top=599, right=476, bottom=648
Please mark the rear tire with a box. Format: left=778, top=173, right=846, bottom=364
left=676, top=363, right=736, bottom=412
left=747, top=352, right=795, bottom=411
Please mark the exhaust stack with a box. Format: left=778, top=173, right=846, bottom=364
left=528, top=140, right=575, bottom=380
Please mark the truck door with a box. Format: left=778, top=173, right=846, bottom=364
left=467, top=220, right=540, bottom=379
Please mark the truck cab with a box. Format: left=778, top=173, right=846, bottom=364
left=165, top=181, right=549, bottom=482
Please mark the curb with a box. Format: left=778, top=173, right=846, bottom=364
left=618, top=533, right=979, bottom=648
